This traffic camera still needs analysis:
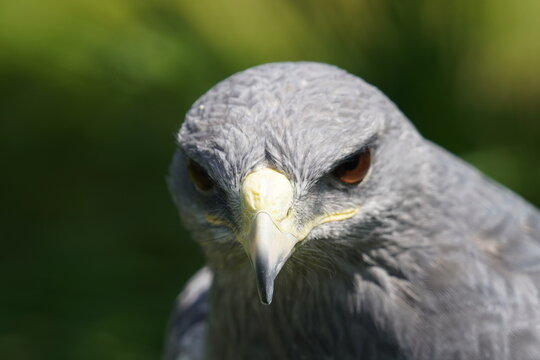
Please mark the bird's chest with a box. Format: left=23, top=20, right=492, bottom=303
left=206, top=280, right=404, bottom=360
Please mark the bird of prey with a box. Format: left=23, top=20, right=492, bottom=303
left=165, top=62, right=540, bottom=360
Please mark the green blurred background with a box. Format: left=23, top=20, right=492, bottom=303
left=1, top=0, right=539, bottom=359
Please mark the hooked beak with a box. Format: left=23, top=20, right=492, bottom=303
left=246, top=211, right=298, bottom=304
left=239, top=168, right=298, bottom=305
left=238, top=167, right=358, bottom=305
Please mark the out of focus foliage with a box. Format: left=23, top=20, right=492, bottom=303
left=1, top=0, right=539, bottom=359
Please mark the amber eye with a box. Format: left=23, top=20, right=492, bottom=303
left=187, top=159, right=215, bottom=192
left=331, top=149, right=371, bottom=184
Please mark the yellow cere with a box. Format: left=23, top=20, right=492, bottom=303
left=205, top=167, right=359, bottom=240
left=241, top=168, right=293, bottom=221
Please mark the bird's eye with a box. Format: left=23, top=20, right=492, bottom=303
left=331, top=149, right=371, bottom=185
left=187, top=159, right=215, bottom=192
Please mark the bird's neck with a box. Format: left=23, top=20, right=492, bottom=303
left=206, top=262, right=413, bottom=360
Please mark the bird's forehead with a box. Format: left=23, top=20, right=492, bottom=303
left=179, top=63, right=385, bottom=192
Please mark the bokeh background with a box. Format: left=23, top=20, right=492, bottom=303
left=1, top=0, right=539, bottom=359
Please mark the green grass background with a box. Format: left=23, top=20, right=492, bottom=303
left=1, top=0, right=539, bottom=358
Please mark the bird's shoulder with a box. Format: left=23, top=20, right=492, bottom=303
left=495, top=208, right=540, bottom=281
left=164, top=267, right=213, bottom=360
left=430, top=142, right=540, bottom=281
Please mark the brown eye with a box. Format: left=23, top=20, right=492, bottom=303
left=187, top=159, right=215, bottom=192
left=331, top=149, right=371, bottom=184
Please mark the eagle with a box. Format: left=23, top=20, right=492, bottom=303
left=164, top=62, right=540, bottom=360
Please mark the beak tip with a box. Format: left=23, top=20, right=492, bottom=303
left=258, top=289, right=272, bottom=305
left=255, top=273, right=275, bottom=305
left=246, top=211, right=297, bottom=306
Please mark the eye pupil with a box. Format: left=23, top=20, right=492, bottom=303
left=332, top=149, right=371, bottom=185
left=187, top=159, right=215, bottom=192
left=340, top=157, right=360, bottom=172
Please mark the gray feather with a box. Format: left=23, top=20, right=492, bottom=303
left=164, top=268, right=212, bottom=360
left=166, top=62, right=540, bottom=360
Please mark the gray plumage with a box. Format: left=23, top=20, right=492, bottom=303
left=165, top=62, right=540, bottom=360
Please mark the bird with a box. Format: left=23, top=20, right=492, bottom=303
left=164, top=62, right=540, bottom=360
